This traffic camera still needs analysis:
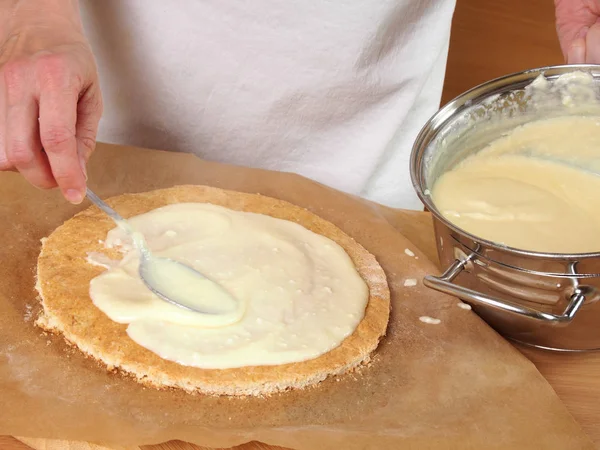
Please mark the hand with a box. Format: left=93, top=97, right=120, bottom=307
left=0, top=1, right=102, bottom=204
left=555, top=0, right=600, bottom=64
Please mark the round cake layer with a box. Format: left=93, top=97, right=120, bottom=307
left=35, top=185, right=390, bottom=396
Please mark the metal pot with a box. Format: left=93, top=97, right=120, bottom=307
left=410, top=64, right=600, bottom=351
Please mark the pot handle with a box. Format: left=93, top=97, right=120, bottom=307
left=424, top=258, right=586, bottom=324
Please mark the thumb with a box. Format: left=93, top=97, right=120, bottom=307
left=0, top=86, right=7, bottom=170
left=555, top=0, right=597, bottom=59
left=568, top=36, right=587, bottom=64
left=585, top=22, right=600, bottom=63
left=76, top=83, right=103, bottom=180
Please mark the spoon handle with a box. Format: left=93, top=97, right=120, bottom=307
left=86, top=188, right=127, bottom=223
left=85, top=188, right=148, bottom=252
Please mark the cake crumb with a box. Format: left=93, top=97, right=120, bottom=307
left=403, top=278, right=417, bottom=287
left=457, top=302, right=472, bottom=310
left=419, top=316, right=441, bottom=325
left=404, top=248, right=415, bottom=257
left=23, top=304, right=34, bottom=322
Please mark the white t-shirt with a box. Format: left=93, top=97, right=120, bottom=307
left=80, top=0, right=455, bottom=209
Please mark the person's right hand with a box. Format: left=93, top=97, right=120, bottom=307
left=0, top=1, right=103, bottom=204
left=555, top=0, right=600, bottom=64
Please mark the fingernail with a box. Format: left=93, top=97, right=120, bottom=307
left=79, top=153, right=88, bottom=181
left=65, top=189, right=85, bottom=205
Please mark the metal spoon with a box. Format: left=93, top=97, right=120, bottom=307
left=85, top=188, right=238, bottom=315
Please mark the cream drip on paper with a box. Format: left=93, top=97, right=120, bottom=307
left=419, top=316, right=441, bottom=325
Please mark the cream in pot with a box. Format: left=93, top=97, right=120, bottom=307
left=431, top=115, right=600, bottom=254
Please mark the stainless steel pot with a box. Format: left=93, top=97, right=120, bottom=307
left=410, top=64, right=600, bottom=351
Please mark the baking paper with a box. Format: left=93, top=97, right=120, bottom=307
left=0, top=144, right=592, bottom=449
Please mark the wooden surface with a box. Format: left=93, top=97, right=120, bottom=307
left=2, top=0, right=597, bottom=449
left=441, top=0, right=563, bottom=104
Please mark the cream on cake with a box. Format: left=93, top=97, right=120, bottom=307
left=88, top=202, right=370, bottom=369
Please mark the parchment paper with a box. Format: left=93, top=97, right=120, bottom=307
left=0, top=143, right=593, bottom=450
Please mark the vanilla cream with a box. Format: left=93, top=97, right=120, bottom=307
left=88, top=203, right=369, bottom=369
left=432, top=116, right=600, bottom=254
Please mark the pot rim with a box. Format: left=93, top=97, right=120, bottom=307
left=410, top=63, right=600, bottom=261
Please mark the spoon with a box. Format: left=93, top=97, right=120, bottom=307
left=85, top=189, right=239, bottom=316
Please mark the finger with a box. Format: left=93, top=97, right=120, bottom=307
left=0, top=152, right=12, bottom=170
left=555, top=0, right=596, bottom=56
left=586, top=22, right=600, bottom=63
left=5, top=99, right=57, bottom=189
left=39, top=86, right=85, bottom=204
left=0, top=139, right=11, bottom=171
left=2, top=60, right=56, bottom=187
left=0, top=79, right=9, bottom=171
left=76, top=83, right=103, bottom=179
left=568, top=37, right=586, bottom=64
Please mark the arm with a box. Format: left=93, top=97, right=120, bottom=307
left=0, top=0, right=102, bottom=204
left=555, top=0, right=600, bottom=63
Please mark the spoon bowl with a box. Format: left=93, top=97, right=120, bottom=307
left=85, top=189, right=239, bottom=316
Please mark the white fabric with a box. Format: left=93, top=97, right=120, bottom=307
left=80, top=0, right=455, bottom=209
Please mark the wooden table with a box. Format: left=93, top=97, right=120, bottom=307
left=2, top=210, right=599, bottom=450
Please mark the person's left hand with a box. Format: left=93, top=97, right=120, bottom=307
left=555, top=0, right=600, bottom=63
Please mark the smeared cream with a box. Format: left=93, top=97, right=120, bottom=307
left=88, top=203, right=369, bottom=369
